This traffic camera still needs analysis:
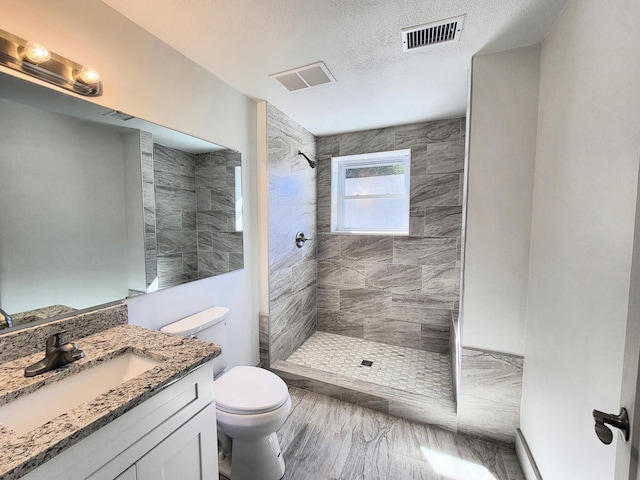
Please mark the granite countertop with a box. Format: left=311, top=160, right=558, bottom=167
left=0, top=324, right=220, bottom=480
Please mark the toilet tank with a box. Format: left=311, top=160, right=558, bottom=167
left=160, top=306, right=229, bottom=376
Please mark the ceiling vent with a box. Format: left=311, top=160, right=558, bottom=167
left=270, top=61, right=336, bottom=92
left=103, top=110, right=135, bottom=121
left=402, top=15, right=465, bottom=52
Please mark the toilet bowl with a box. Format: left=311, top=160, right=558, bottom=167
left=215, top=366, right=291, bottom=479
left=160, top=307, right=291, bottom=480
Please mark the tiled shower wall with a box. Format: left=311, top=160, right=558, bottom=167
left=262, top=104, right=317, bottom=365
left=151, top=144, right=242, bottom=289
left=316, top=118, right=465, bottom=354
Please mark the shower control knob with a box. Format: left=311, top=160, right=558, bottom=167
left=295, top=231, right=311, bottom=248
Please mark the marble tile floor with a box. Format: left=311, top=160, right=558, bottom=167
left=220, top=386, right=525, bottom=480
left=286, top=332, right=453, bottom=399
left=271, top=332, right=457, bottom=431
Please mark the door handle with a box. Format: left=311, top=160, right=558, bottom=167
left=593, top=407, right=630, bottom=444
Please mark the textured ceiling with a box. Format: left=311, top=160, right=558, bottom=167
left=101, top=0, right=566, bottom=136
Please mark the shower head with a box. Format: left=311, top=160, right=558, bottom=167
left=298, top=151, right=317, bottom=169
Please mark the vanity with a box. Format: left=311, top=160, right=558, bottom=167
left=0, top=304, right=220, bottom=480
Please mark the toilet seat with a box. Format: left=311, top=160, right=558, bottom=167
left=215, top=366, right=289, bottom=415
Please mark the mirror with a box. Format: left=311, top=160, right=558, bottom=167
left=0, top=71, right=244, bottom=331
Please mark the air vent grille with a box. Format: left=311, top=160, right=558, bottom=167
left=270, top=61, right=336, bottom=92
left=103, top=110, right=135, bottom=121
left=402, top=15, right=465, bottom=52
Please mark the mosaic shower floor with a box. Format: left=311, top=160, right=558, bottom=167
left=286, top=331, right=454, bottom=401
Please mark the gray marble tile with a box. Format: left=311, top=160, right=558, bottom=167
left=197, top=231, right=212, bottom=250
left=300, top=284, right=317, bottom=315
left=388, top=401, right=457, bottom=432
left=210, top=187, right=235, bottom=210
left=317, top=259, right=365, bottom=289
left=317, top=287, right=340, bottom=311
left=409, top=144, right=429, bottom=176
left=340, top=289, right=392, bottom=317
left=267, top=104, right=304, bottom=163
left=156, top=253, right=183, bottom=277
left=338, top=127, right=395, bottom=156
left=259, top=313, right=270, bottom=367
left=422, top=264, right=460, bottom=300
left=154, top=185, right=196, bottom=211
left=317, top=310, right=364, bottom=338
left=340, top=236, right=393, bottom=263
left=317, top=135, right=340, bottom=157
left=394, top=237, right=457, bottom=265
left=424, top=206, right=463, bottom=237
left=229, top=253, right=244, bottom=270
left=365, top=263, right=422, bottom=293
left=395, top=119, right=462, bottom=147
left=317, top=233, right=341, bottom=259
left=154, top=144, right=195, bottom=176
left=458, top=348, right=524, bottom=445
left=421, top=324, right=450, bottom=354
left=182, top=211, right=196, bottom=231
left=156, top=231, right=197, bottom=255
left=426, top=140, right=465, bottom=174
left=501, top=446, right=526, bottom=480
left=291, top=308, right=316, bottom=352
left=194, top=165, right=228, bottom=188
left=155, top=209, right=182, bottom=232
left=211, top=232, right=243, bottom=254
left=392, top=292, right=453, bottom=309
left=316, top=156, right=332, bottom=189
left=409, top=207, right=426, bottom=237
left=388, top=306, right=451, bottom=326
left=196, top=210, right=228, bottom=232
left=292, top=260, right=316, bottom=294
left=153, top=169, right=195, bottom=190
left=197, top=250, right=228, bottom=274
left=157, top=271, right=197, bottom=288
left=275, top=347, right=524, bottom=479
left=411, top=173, right=462, bottom=207
left=271, top=296, right=302, bottom=341
left=363, top=319, right=422, bottom=350
left=270, top=329, right=293, bottom=363
left=270, top=267, right=293, bottom=307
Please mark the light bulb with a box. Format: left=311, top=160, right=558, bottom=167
left=78, top=65, right=100, bottom=85
left=23, top=41, right=51, bottom=64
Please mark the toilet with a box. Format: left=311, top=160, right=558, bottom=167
left=160, top=307, right=291, bottom=480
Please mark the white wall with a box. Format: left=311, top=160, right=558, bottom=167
left=0, top=98, right=129, bottom=312
left=0, top=0, right=259, bottom=368
left=521, top=0, right=640, bottom=478
left=463, top=45, right=540, bottom=356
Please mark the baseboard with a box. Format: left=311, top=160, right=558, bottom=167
left=516, top=428, right=543, bottom=480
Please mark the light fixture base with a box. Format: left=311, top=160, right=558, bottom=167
left=0, top=28, right=102, bottom=97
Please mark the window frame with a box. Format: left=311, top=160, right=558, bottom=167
left=330, top=149, right=411, bottom=235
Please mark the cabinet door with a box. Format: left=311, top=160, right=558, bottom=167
left=135, top=404, right=217, bottom=480
left=114, top=465, right=136, bottom=480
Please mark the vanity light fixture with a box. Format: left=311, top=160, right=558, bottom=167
left=0, top=28, right=102, bottom=96
left=23, top=41, right=51, bottom=64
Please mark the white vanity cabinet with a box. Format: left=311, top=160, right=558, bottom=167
left=20, top=361, right=217, bottom=480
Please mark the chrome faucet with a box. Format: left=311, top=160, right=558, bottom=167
left=0, top=308, right=12, bottom=329
left=24, top=332, right=84, bottom=377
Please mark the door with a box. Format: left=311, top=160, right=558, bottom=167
left=616, top=162, right=640, bottom=480
left=136, top=405, right=218, bottom=480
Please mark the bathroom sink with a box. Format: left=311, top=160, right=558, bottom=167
left=0, top=351, right=161, bottom=435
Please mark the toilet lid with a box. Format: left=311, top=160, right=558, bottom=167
left=214, top=366, right=289, bottom=415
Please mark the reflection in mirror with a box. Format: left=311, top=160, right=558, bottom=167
left=0, top=71, right=243, bottom=331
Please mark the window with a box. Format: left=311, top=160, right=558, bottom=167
left=331, top=149, right=411, bottom=234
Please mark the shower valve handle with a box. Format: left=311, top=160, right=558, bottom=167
left=295, top=231, right=311, bottom=248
